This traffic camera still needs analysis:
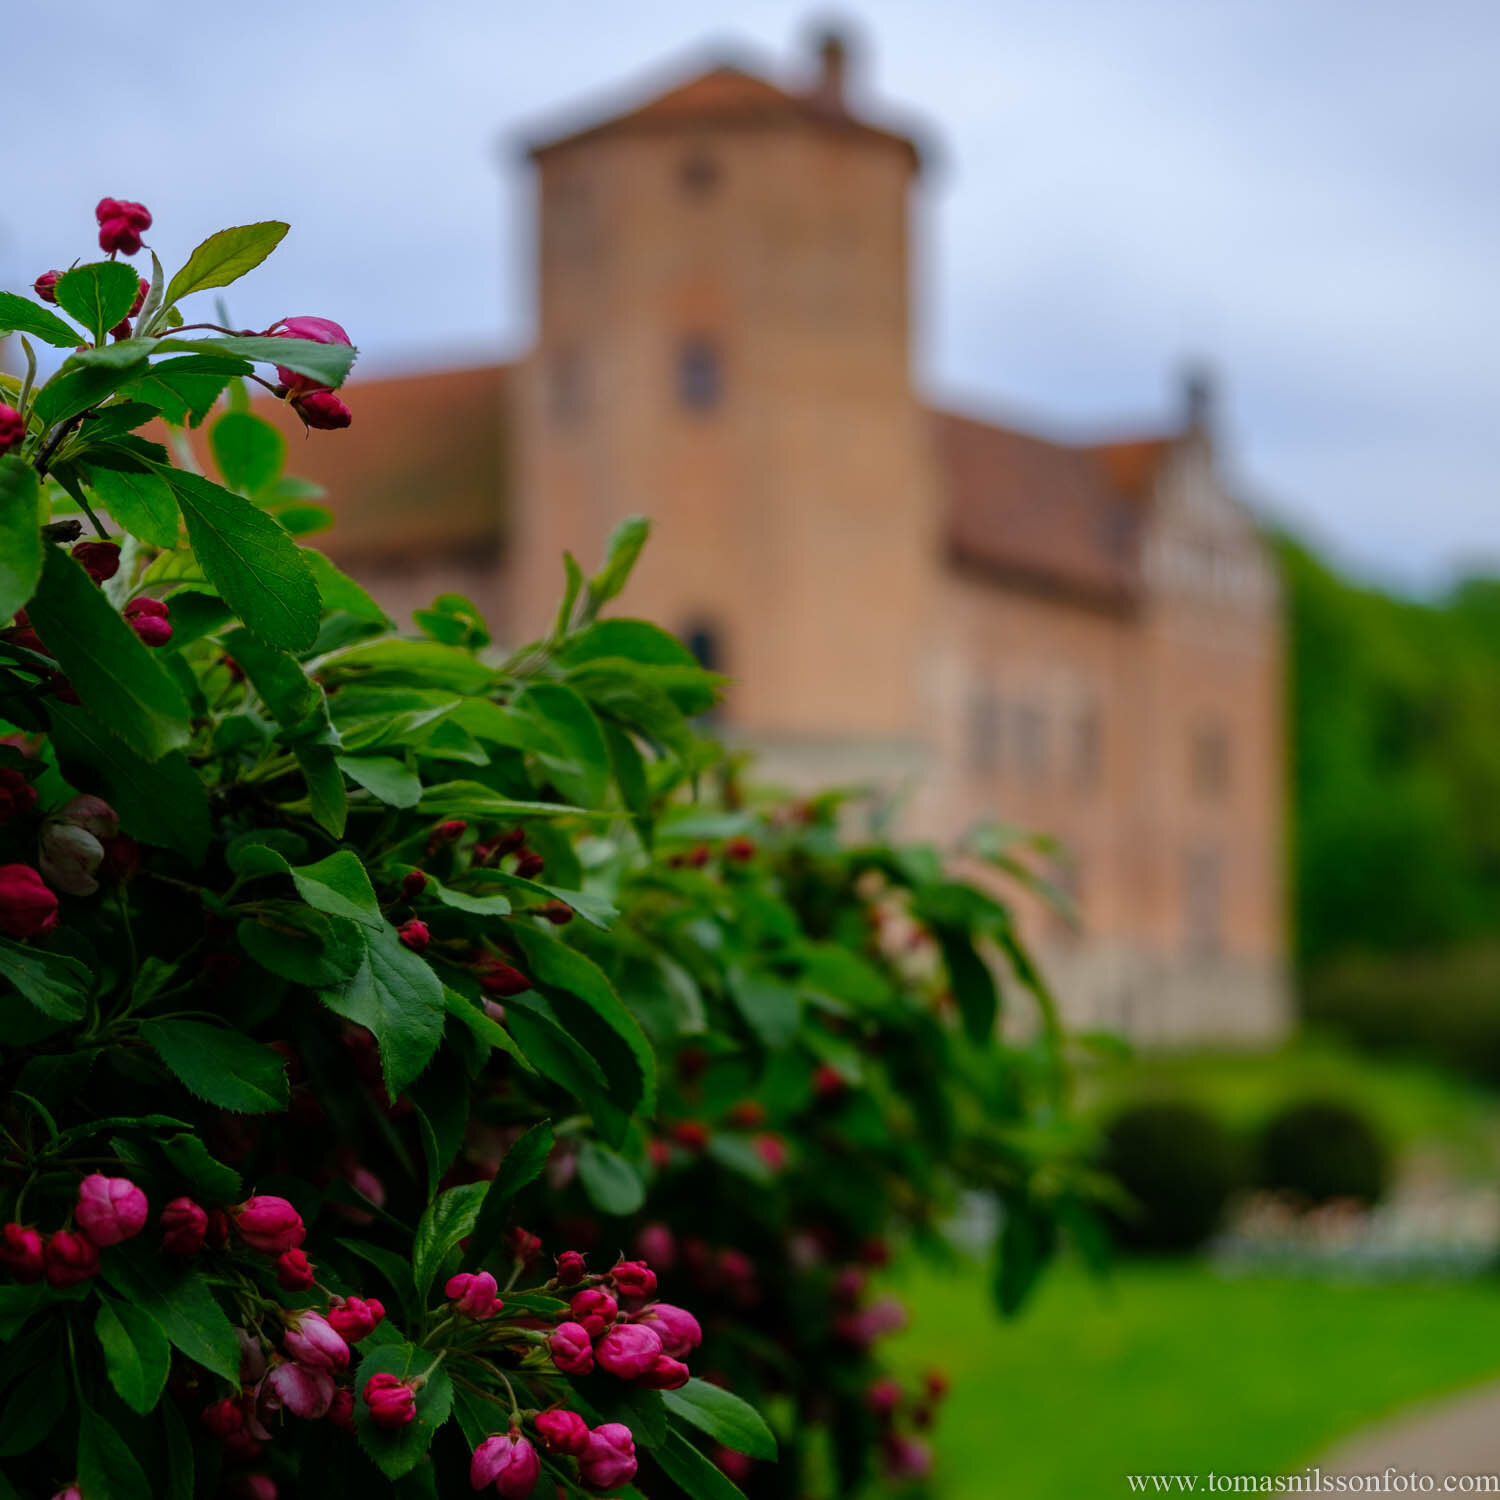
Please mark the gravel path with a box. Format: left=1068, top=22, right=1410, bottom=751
left=1314, top=1379, right=1500, bottom=1482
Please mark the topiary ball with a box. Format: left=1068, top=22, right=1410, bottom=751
left=1258, top=1099, right=1391, bottom=1206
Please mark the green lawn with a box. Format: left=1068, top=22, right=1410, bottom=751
left=884, top=1258, right=1500, bottom=1499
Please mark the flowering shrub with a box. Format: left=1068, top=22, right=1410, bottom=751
left=0, top=204, right=1093, bottom=1499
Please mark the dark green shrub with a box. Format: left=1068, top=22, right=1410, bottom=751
left=1258, top=1099, right=1391, bottom=1206
left=1100, top=1101, right=1242, bottom=1253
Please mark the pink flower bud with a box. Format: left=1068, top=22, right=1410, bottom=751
left=96, top=197, right=152, bottom=256
left=754, top=1134, right=788, bottom=1172
left=578, top=1423, right=637, bottom=1491
left=283, top=1310, right=349, bottom=1370
left=533, top=1408, right=590, bottom=1456
left=270, top=316, right=352, bottom=394
left=232, top=1195, right=305, bottom=1254
left=39, top=822, right=105, bottom=897
left=97, top=833, right=141, bottom=884
left=128, top=277, right=149, bottom=317
left=0, top=863, right=58, bottom=939
left=362, top=1372, right=417, bottom=1428
left=43, top=1230, right=99, bottom=1288
left=635, top=1303, right=701, bottom=1359
left=267, top=1359, right=335, bottom=1419
left=635, top=1223, right=677, bottom=1270
left=445, top=1269, right=504, bottom=1320
left=595, top=1322, right=662, bottom=1380
left=427, top=819, right=466, bottom=853
left=33, top=270, right=61, bottom=304
left=477, top=959, right=530, bottom=997
left=548, top=1321, right=594, bottom=1376
left=0, top=769, right=36, bottom=824
left=725, top=836, right=756, bottom=862
left=201, top=1396, right=246, bottom=1438
left=327, top=1295, right=385, bottom=1342
left=400, top=869, right=427, bottom=901
left=513, top=850, right=545, bottom=880
left=328, top=1386, right=355, bottom=1430
left=0, top=405, right=23, bottom=457
left=75, top=1173, right=148, bottom=1247
left=276, top=1248, right=316, bottom=1290
left=227, top=1476, right=278, bottom=1500
left=470, top=1432, right=542, bottom=1497
left=0, top=1223, right=44, bottom=1282
left=813, top=1062, right=847, bottom=1098
left=539, top=900, right=573, bottom=925
left=292, top=390, right=352, bottom=430
left=508, top=1225, right=543, bottom=1266
left=865, top=1378, right=902, bottom=1419
left=637, top=1353, right=691, bottom=1390
left=569, top=1287, right=617, bottom=1338
left=51, top=1487, right=83, bottom=1500
left=72, top=541, right=121, bottom=583
left=124, top=597, right=172, bottom=647
left=881, top=1433, right=933, bottom=1480
left=397, top=918, right=429, bottom=953
left=610, top=1260, right=657, bottom=1302
left=554, top=1250, right=587, bottom=1286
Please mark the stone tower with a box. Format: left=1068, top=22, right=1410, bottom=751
left=509, top=32, right=940, bottom=759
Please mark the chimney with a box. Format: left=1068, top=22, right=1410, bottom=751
left=1180, top=361, right=1215, bottom=435
left=810, top=26, right=851, bottom=113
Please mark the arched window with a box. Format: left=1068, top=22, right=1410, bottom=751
left=677, top=337, right=722, bottom=412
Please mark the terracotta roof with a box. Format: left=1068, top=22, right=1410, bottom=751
left=237, top=363, right=511, bottom=566
left=933, top=410, right=1167, bottom=611
left=1085, top=436, right=1174, bottom=503
left=529, top=64, right=922, bottom=169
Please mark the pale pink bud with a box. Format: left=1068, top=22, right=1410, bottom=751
left=578, top=1423, right=637, bottom=1491
left=548, top=1321, right=594, bottom=1375
left=282, top=1310, right=349, bottom=1371
left=75, top=1173, right=148, bottom=1247
left=470, top=1432, right=542, bottom=1497
left=266, top=1359, right=335, bottom=1419
left=595, top=1322, right=662, bottom=1380
left=232, top=1195, right=304, bottom=1254
left=635, top=1303, right=702, bottom=1360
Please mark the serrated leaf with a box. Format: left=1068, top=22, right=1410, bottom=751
left=0, top=938, right=89, bottom=1021
left=54, top=261, right=141, bottom=344
left=577, top=1139, right=645, bottom=1216
left=85, top=461, right=180, bottom=548
left=139, top=1017, right=290, bottom=1113
left=166, top=470, right=320, bottom=648
left=95, top=1296, right=171, bottom=1415
left=663, top=1380, right=778, bottom=1461
left=230, top=844, right=381, bottom=928
left=411, top=1180, right=487, bottom=1300
left=119, top=354, right=246, bottom=426
left=26, top=543, right=190, bottom=760
left=238, top=906, right=365, bottom=987
left=210, top=409, right=286, bottom=494
left=100, top=1245, right=239, bottom=1382
left=461, top=1119, right=554, bottom=1271
left=337, top=755, right=422, bottom=808
left=157, top=333, right=356, bottom=389
left=34, top=361, right=145, bottom=428
left=163, top=221, right=290, bottom=306
left=0, top=290, right=80, bottom=349
left=514, top=681, right=611, bottom=808
left=160, top=1132, right=241, bottom=1201
left=353, top=1340, right=452, bottom=1478
left=0, top=458, right=43, bottom=625
left=319, top=924, right=445, bottom=1098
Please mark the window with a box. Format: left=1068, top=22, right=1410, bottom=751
left=1014, top=703, right=1047, bottom=779
left=1191, top=722, right=1231, bottom=799
left=677, top=337, right=722, bottom=411
left=679, top=152, right=720, bottom=198
left=968, top=690, right=1002, bottom=776
left=682, top=620, right=723, bottom=725
left=549, top=348, right=587, bottom=427
left=1183, top=846, right=1223, bottom=956
left=1072, top=705, right=1102, bottom=788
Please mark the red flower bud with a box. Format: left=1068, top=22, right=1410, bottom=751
left=728, top=1100, right=766, bottom=1128
left=72, top=541, right=120, bottom=583
left=637, top=1352, right=691, bottom=1390
left=97, top=833, right=141, bottom=884
left=270, top=316, right=352, bottom=395
left=95, top=197, right=152, bottom=256
left=327, top=1295, right=385, bottom=1342
left=0, top=864, right=59, bottom=939
left=477, top=958, right=530, bottom=997
left=362, top=1372, right=417, bottom=1429
left=595, top=1322, right=662, bottom=1379
left=292, top=390, right=352, bottom=430
left=128, top=611, right=172, bottom=647
left=445, top=1270, right=505, bottom=1320
left=276, top=1248, right=316, bottom=1290
left=128, top=277, right=149, bottom=317
left=33, top=270, right=61, bottom=304
left=548, top=1322, right=594, bottom=1375
left=514, top=850, right=545, bottom=881
left=0, top=1223, right=44, bottom=1282
left=200, top=1396, right=246, bottom=1438
left=110, top=318, right=133, bottom=341
left=813, top=1062, right=847, bottom=1099
left=160, top=1197, right=208, bottom=1256
left=508, top=1225, right=543, bottom=1266
left=670, top=1121, right=709, bottom=1153
left=534, top=1408, right=590, bottom=1456
left=754, top=1133, right=788, bottom=1172
left=569, top=1287, right=617, bottom=1338
left=0, top=769, right=37, bottom=824
left=0, top=405, right=23, bottom=457
left=328, top=1386, right=356, bottom=1431
left=610, top=1259, right=658, bottom=1303
left=43, top=1229, right=99, bottom=1288
left=724, top=837, right=757, bottom=862
left=554, top=1249, right=587, bottom=1287
left=397, top=918, right=429, bottom=954
left=231, top=1195, right=305, bottom=1255
left=76, top=1173, right=148, bottom=1247
left=470, top=1432, right=542, bottom=1497
left=578, top=1423, right=637, bottom=1491
left=539, top=900, right=573, bottom=925
left=635, top=1303, right=702, bottom=1359
left=427, top=819, right=467, bottom=854
left=400, top=869, right=427, bottom=902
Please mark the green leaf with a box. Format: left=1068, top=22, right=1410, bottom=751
left=166, top=470, right=320, bottom=649
left=320, top=638, right=495, bottom=694
left=577, top=1139, right=645, bottom=1216
left=0, top=937, right=89, bottom=1020
left=0, top=1351, right=65, bottom=1455
left=231, top=844, right=381, bottom=929
left=662, top=1380, right=778, bottom=1461
left=935, top=924, right=999, bottom=1044
left=558, top=617, right=700, bottom=669
left=100, top=1245, right=240, bottom=1382
left=160, top=1132, right=241, bottom=1201
left=160, top=1399, right=194, bottom=1500
left=138, top=1018, right=290, bottom=1114
left=85, top=462, right=180, bottom=548
left=220, top=625, right=321, bottom=727
left=295, top=743, right=349, bottom=836
left=319, top=924, right=445, bottom=1098
left=416, top=783, right=592, bottom=821
left=353, top=1340, right=452, bottom=1478
left=588, top=515, right=650, bottom=608
left=600, top=717, right=653, bottom=843
left=34, top=361, right=147, bottom=428
left=163, top=221, right=290, bottom=307
left=77, top=1403, right=151, bottom=1500
left=210, top=409, right=286, bottom=494
left=0, top=458, right=43, bottom=628
left=514, top=682, right=611, bottom=808
left=461, top=1119, right=554, bottom=1271
left=158, top=333, right=356, bottom=389
left=0, top=290, right=80, bottom=349
left=95, top=1295, right=171, bottom=1415
left=655, top=1427, right=750, bottom=1500
left=119, top=354, right=247, bottom=426
left=440, top=986, right=535, bottom=1074
left=54, top=261, right=141, bottom=344
left=726, top=970, right=801, bottom=1050
left=26, top=543, right=190, bottom=760
left=995, top=1196, right=1057, bottom=1317
left=338, top=755, right=422, bottom=808
left=411, top=1181, right=487, bottom=1300
left=303, top=548, right=390, bottom=623
left=239, top=906, right=365, bottom=986
left=47, top=703, right=210, bottom=862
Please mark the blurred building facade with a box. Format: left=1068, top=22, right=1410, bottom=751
left=267, top=33, right=1288, bottom=1044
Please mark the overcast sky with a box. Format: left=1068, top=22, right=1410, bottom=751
left=5, top=0, right=1495, bottom=591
